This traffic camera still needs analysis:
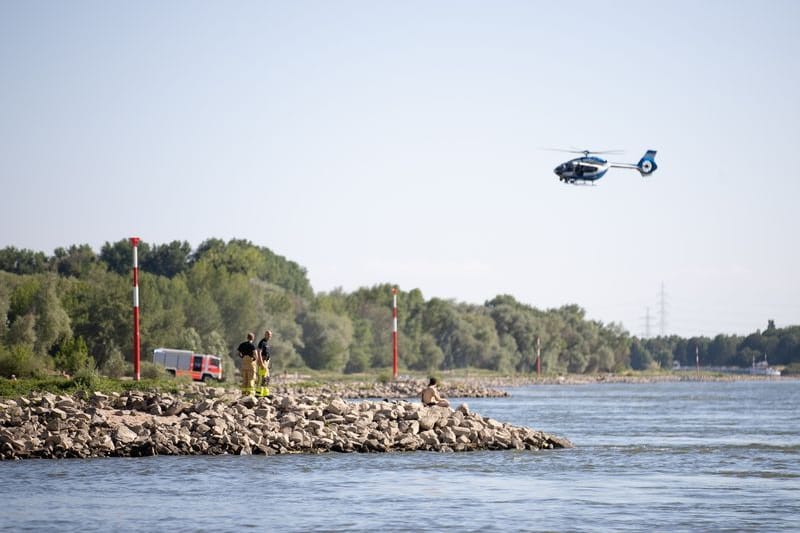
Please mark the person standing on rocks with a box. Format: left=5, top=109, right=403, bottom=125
left=237, top=332, right=258, bottom=396
left=256, top=329, right=272, bottom=398
left=421, top=377, right=450, bottom=407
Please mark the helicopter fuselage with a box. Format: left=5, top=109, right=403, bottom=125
left=554, top=156, right=609, bottom=184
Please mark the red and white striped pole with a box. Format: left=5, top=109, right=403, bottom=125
left=695, top=345, right=700, bottom=376
left=392, top=287, right=398, bottom=379
left=131, top=237, right=141, bottom=382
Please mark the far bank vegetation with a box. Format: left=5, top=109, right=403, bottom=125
left=1, top=239, right=798, bottom=381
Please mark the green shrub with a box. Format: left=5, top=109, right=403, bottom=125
left=0, top=343, right=48, bottom=378
left=54, top=336, right=92, bottom=375
left=100, top=348, right=131, bottom=378
left=140, top=361, right=168, bottom=380
left=72, top=366, right=99, bottom=390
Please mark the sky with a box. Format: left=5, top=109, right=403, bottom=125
left=1, top=1, right=798, bottom=339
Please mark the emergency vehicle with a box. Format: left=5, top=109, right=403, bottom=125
left=152, top=348, right=224, bottom=382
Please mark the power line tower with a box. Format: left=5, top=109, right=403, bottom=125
left=658, top=282, right=668, bottom=336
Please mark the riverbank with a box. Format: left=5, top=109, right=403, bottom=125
left=268, top=373, right=792, bottom=399
left=0, top=388, right=572, bottom=460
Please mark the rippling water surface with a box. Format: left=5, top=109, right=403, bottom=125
left=2, top=380, right=799, bottom=532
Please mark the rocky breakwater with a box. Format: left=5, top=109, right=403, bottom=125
left=277, top=379, right=509, bottom=399
left=0, top=389, right=571, bottom=460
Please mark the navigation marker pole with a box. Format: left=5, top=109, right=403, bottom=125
left=131, top=237, right=141, bottom=382
left=392, top=287, right=398, bottom=379
left=695, top=345, right=700, bottom=376
left=536, top=336, right=541, bottom=377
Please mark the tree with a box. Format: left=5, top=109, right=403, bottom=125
left=203, top=330, right=229, bottom=357
left=344, top=319, right=373, bottom=373
left=52, top=244, right=97, bottom=278
left=774, top=330, right=800, bottom=365
left=630, top=340, right=654, bottom=370
left=64, top=264, right=129, bottom=368
left=192, top=238, right=226, bottom=263
left=185, top=259, right=260, bottom=344
left=178, top=327, right=203, bottom=352
left=300, top=311, right=353, bottom=371
left=143, top=240, right=192, bottom=278
left=100, top=239, right=150, bottom=276
left=5, top=313, right=36, bottom=348
left=137, top=272, right=189, bottom=355
left=0, top=247, right=49, bottom=275
left=708, top=334, right=738, bottom=366
left=192, top=238, right=314, bottom=298
left=193, top=239, right=264, bottom=277
left=184, top=290, right=224, bottom=339
left=0, top=281, right=9, bottom=340
left=416, top=333, right=444, bottom=371
left=8, top=277, right=41, bottom=324
left=32, top=275, right=72, bottom=355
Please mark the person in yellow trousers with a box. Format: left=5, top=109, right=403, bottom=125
left=256, top=330, right=272, bottom=398
left=237, top=332, right=258, bottom=396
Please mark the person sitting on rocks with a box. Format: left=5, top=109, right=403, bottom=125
left=421, top=377, right=450, bottom=407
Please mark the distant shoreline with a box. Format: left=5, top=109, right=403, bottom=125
left=265, top=372, right=795, bottom=400
left=271, top=371, right=795, bottom=389
left=457, top=373, right=795, bottom=387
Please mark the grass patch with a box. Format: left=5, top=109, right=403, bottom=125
left=0, top=375, right=210, bottom=399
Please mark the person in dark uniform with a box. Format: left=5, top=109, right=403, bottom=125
left=256, top=330, right=272, bottom=397
left=237, top=332, right=258, bottom=396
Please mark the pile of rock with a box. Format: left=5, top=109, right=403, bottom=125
left=278, top=379, right=509, bottom=399
left=0, top=389, right=571, bottom=460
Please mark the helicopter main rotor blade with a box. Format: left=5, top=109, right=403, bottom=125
left=543, top=148, right=625, bottom=155
left=569, top=148, right=625, bottom=155
left=540, top=148, right=586, bottom=154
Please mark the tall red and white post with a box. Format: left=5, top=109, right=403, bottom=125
left=695, top=345, right=700, bottom=376
left=536, top=335, right=541, bottom=377
left=131, top=237, right=141, bottom=382
left=392, top=287, right=398, bottom=379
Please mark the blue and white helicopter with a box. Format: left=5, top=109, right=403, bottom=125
left=553, top=149, right=658, bottom=185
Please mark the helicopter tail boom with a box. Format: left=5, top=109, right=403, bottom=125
left=608, top=150, right=658, bottom=176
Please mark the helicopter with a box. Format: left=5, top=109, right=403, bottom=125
left=553, top=149, right=658, bottom=185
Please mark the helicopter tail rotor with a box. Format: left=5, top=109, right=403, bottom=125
left=636, top=150, right=658, bottom=176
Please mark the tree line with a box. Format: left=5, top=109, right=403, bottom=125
left=1, top=239, right=798, bottom=378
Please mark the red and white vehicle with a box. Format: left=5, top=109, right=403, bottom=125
left=152, top=348, right=224, bottom=382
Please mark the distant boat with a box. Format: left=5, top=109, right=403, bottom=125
left=751, top=354, right=781, bottom=376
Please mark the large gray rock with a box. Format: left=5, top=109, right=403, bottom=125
left=325, top=398, right=348, bottom=416
left=114, top=425, right=138, bottom=445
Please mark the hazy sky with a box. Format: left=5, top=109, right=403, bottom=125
left=1, top=1, right=798, bottom=338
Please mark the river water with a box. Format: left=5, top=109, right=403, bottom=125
left=2, top=380, right=799, bottom=532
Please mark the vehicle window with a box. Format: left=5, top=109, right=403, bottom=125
left=192, top=357, right=203, bottom=371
